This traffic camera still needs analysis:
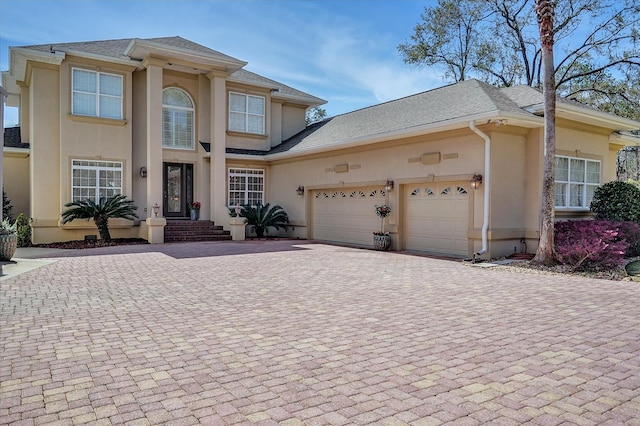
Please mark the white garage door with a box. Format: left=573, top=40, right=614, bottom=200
left=404, top=182, right=470, bottom=257
left=313, top=187, right=386, bottom=247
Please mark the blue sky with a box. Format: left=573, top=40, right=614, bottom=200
left=1, top=0, right=444, bottom=128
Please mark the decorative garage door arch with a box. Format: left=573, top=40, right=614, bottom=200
left=312, top=186, right=387, bottom=247
left=404, top=181, right=470, bottom=257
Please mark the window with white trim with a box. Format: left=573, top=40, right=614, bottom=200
left=72, top=68, right=123, bottom=119
left=162, top=88, right=195, bottom=149
left=555, top=156, right=601, bottom=208
left=71, top=160, right=123, bottom=203
left=228, top=168, right=265, bottom=206
left=229, top=92, right=265, bottom=134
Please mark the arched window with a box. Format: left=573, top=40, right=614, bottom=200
left=162, top=88, right=194, bottom=149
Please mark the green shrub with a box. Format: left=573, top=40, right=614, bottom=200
left=2, top=189, right=13, bottom=222
left=590, top=181, right=640, bottom=222
left=240, top=203, right=289, bottom=238
left=16, top=213, right=32, bottom=247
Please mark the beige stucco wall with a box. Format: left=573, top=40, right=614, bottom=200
left=268, top=129, right=488, bottom=252
left=3, top=151, right=30, bottom=217
left=282, top=104, right=306, bottom=141
left=29, top=64, right=61, bottom=243
left=132, top=70, right=148, bottom=220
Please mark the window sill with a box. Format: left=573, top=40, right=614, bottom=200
left=226, top=130, right=268, bottom=140
left=69, top=114, right=127, bottom=126
left=162, top=146, right=196, bottom=152
left=556, top=209, right=594, bottom=218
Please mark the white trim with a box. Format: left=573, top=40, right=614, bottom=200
left=227, top=168, right=265, bottom=207
left=228, top=92, right=265, bottom=135
left=554, top=155, right=601, bottom=210
left=71, top=159, right=123, bottom=203
left=71, top=68, right=123, bottom=119
left=162, top=87, right=195, bottom=150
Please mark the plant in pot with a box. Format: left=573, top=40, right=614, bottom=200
left=373, top=204, right=391, bottom=251
left=0, top=218, right=18, bottom=261
left=239, top=203, right=289, bottom=238
left=188, top=201, right=201, bottom=221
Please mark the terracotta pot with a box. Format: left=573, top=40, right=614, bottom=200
left=0, top=234, right=17, bottom=261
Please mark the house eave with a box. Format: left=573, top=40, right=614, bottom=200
left=58, top=49, right=141, bottom=68
left=125, top=38, right=247, bottom=73
left=525, top=102, right=639, bottom=131
left=227, top=76, right=327, bottom=107
left=263, top=111, right=543, bottom=161
left=3, top=146, right=30, bottom=158
left=4, top=47, right=66, bottom=95
left=610, top=132, right=640, bottom=147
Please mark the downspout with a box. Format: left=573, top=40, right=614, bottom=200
left=469, top=121, right=490, bottom=258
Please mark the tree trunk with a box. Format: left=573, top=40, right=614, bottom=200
left=533, top=0, right=558, bottom=265
left=95, top=216, right=112, bottom=242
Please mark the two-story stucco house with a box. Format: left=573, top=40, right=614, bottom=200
left=2, top=36, right=639, bottom=259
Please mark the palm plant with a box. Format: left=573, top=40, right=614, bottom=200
left=240, top=203, right=289, bottom=238
left=61, top=194, right=138, bottom=242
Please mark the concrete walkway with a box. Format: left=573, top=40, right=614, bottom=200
left=1, top=241, right=639, bottom=425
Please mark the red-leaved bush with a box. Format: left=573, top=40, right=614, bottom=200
left=554, top=220, right=637, bottom=271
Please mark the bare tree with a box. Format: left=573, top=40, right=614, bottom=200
left=399, top=0, right=640, bottom=120
left=533, top=0, right=558, bottom=265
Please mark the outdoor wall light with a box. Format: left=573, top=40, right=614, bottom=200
left=234, top=204, right=242, bottom=216
left=384, top=179, right=394, bottom=192
left=296, top=185, right=305, bottom=196
left=139, top=166, right=147, bottom=178
left=152, top=202, right=160, bottom=217
left=470, top=174, right=483, bottom=189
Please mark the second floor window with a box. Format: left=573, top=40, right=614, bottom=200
left=229, top=92, right=265, bottom=134
left=72, top=68, right=123, bottom=119
left=163, top=88, right=195, bottom=149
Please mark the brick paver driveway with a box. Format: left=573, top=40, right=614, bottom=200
left=1, top=241, right=639, bottom=425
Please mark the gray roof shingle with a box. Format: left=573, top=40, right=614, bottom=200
left=18, top=37, right=324, bottom=105
left=3, top=126, right=29, bottom=149
left=270, top=79, right=537, bottom=155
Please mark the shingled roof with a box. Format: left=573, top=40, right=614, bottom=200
left=19, top=36, right=240, bottom=64
left=16, top=36, right=324, bottom=106
left=3, top=127, right=29, bottom=149
left=268, top=79, right=539, bottom=155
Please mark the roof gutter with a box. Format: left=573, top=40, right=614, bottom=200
left=469, top=120, right=490, bottom=259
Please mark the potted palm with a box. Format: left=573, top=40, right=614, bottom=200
left=0, top=219, right=18, bottom=261
left=373, top=204, right=391, bottom=251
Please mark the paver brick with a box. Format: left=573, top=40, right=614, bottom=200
left=2, top=241, right=639, bottom=425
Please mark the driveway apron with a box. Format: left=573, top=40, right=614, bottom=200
left=1, top=241, right=639, bottom=425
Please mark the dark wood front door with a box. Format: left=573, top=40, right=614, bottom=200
left=163, top=162, right=193, bottom=218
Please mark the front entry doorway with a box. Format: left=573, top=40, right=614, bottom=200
left=163, top=162, right=193, bottom=218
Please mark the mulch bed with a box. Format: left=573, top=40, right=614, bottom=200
left=33, top=238, right=149, bottom=250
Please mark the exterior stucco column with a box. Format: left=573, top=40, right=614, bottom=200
left=143, top=58, right=164, bottom=219
left=207, top=71, right=228, bottom=226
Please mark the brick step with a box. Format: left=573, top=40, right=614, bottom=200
left=165, top=234, right=232, bottom=242
left=164, top=220, right=232, bottom=242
